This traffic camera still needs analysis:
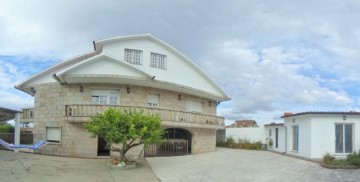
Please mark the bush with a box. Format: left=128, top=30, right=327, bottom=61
left=216, top=140, right=226, bottom=147
left=226, top=137, right=235, bottom=148
left=323, top=153, right=335, bottom=164
left=347, top=151, right=360, bottom=166
left=0, top=123, right=14, bottom=133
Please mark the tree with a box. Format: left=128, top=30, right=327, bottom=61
left=84, top=108, right=163, bottom=162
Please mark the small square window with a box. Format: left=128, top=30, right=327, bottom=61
left=125, top=49, right=143, bottom=65
left=46, top=127, right=61, bottom=143
left=150, top=53, right=167, bottom=69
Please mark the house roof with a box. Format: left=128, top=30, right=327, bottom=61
left=281, top=111, right=360, bottom=118
left=264, top=123, right=284, bottom=127
left=15, top=34, right=230, bottom=102
left=0, top=107, right=20, bottom=122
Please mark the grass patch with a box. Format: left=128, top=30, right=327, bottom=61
left=321, top=152, right=360, bottom=169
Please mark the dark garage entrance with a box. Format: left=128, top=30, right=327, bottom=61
left=145, top=128, right=192, bottom=157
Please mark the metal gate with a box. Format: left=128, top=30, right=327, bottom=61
left=145, top=139, right=188, bottom=157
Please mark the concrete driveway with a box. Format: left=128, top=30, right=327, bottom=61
left=0, top=150, right=159, bottom=182
left=147, top=148, right=360, bottom=182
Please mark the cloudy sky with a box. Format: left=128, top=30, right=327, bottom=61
left=1, top=0, right=360, bottom=125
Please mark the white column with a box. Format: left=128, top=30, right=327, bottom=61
left=14, top=112, right=20, bottom=153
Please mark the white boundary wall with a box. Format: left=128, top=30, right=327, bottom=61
left=226, top=127, right=267, bottom=143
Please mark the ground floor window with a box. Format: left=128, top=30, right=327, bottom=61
left=335, top=124, right=353, bottom=153
left=292, top=125, right=299, bottom=151
left=46, top=127, right=61, bottom=143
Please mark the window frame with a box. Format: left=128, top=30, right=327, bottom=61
left=147, top=93, right=160, bottom=108
left=46, top=127, right=61, bottom=144
left=292, top=125, right=299, bottom=151
left=150, top=52, right=167, bottom=70
left=335, top=123, right=354, bottom=154
left=124, top=49, right=143, bottom=65
left=91, top=90, right=120, bottom=105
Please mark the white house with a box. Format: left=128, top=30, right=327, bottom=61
left=282, top=111, right=360, bottom=160
left=16, top=34, right=230, bottom=158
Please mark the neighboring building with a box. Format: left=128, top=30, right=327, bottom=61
left=282, top=111, right=360, bottom=160
left=264, top=123, right=285, bottom=153
left=226, top=120, right=258, bottom=128
left=16, top=34, right=230, bottom=158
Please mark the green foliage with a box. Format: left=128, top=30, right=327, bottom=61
left=347, top=151, right=360, bottom=166
left=268, top=139, right=273, bottom=147
left=322, top=151, right=360, bottom=167
left=0, top=123, right=14, bottom=133
left=323, top=153, right=335, bottom=164
left=84, top=108, right=163, bottom=161
left=225, top=137, right=235, bottom=148
left=224, top=137, right=263, bottom=150
left=216, top=140, right=226, bottom=147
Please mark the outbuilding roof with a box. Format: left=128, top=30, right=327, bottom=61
left=0, top=107, right=20, bottom=122
left=281, top=111, right=360, bottom=118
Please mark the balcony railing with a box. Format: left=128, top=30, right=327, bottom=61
left=21, top=108, right=34, bottom=120
left=65, top=104, right=225, bottom=126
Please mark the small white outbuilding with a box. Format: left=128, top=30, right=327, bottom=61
left=282, top=111, right=360, bottom=160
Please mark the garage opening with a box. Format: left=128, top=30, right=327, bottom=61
left=145, top=128, right=192, bottom=157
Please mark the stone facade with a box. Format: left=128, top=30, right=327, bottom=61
left=32, top=82, right=219, bottom=158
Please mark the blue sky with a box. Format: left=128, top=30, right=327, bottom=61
left=1, top=0, right=360, bottom=125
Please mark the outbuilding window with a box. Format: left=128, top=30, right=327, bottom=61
left=292, top=125, right=299, bottom=151
left=335, top=124, right=353, bottom=153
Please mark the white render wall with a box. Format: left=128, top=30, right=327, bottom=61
left=265, top=126, right=286, bottom=153
left=102, top=39, right=224, bottom=96
left=285, top=116, right=312, bottom=159
left=285, top=114, right=360, bottom=160
left=310, top=115, right=360, bottom=159
left=226, top=127, right=267, bottom=143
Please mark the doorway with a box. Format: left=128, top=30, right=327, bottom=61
left=97, top=137, right=110, bottom=156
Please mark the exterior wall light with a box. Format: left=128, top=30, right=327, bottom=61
left=127, top=87, right=130, bottom=94
left=80, top=85, right=83, bottom=92
left=209, top=101, right=211, bottom=107
left=343, top=115, right=347, bottom=120
left=178, top=95, right=182, bottom=100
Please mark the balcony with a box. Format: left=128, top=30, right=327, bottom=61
left=64, top=104, right=225, bottom=129
left=20, top=108, right=34, bottom=123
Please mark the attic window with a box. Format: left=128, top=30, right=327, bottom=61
left=150, top=52, right=167, bottom=70
left=125, top=49, right=143, bottom=65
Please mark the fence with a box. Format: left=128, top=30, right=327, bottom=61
left=0, top=133, right=34, bottom=145
left=145, top=139, right=188, bottom=157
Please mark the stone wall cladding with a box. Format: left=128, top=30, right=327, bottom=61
left=33, top=82, right=218, bottom=158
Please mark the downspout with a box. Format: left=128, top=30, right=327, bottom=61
left=52, top=74, right=63, bottom=84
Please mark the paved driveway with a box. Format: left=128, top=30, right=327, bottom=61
left=0, top=150, right=159, bottom=182
left=147, top=148, right=360, bottom=182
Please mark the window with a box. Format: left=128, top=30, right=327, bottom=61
left=46, top=127, right=61, bottom=143
left=335, top=124, right=353, bottom=153
left=186, top=100, right=203, bottom=113
left=125, top=49, right=143, bottom=65
left=91, top=90, right=119, bottom=105
left=292, top=125, right=299, bottom=151
left=147, top=93, right=160, bottom=107
left=150, top=53, right=167, bottom=69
